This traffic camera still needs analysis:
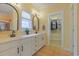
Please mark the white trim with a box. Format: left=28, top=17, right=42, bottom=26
left=48, top=10, right=64, bottom=48
left=70, top=4, right=74, bottom=54
left=73, top=4, right=77, bottom=56
left=48, top=14, right=50, bottom=46
left=70, top=4, right=77, bottom=56
left=61, top=11, right=64, bottom=48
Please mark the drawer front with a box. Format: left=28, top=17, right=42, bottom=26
left=0, top=40, right=20, bottom=53
left=31, top=38, right=37, bottom=55
left=0, top=47, right=18, bottom=56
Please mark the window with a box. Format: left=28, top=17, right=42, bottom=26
left=0, top=22, right=5, bottom=31
left=21, top=11, right=32, bottom=31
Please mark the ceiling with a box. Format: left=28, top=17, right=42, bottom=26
left=32, top=3, right=55, bottom=7
left=21, top=3, right=56, bottom=12
left=32, top=3, right=56, bottom=9
left=0, top=3, right=56, bottom=15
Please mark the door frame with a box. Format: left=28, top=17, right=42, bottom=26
left=48, top=10, right=64, bottom=48
left=70, top=4, right=77, bottom=56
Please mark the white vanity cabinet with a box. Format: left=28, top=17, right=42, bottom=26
left=0, top=47, right=18, bottom=56
left=0, top=33, right=45, bottom=56
left=0, top=40, right=21, bottom=56
left=19, top=33, right=45, bottom=56
left=31, top=33, right=45, bottom=55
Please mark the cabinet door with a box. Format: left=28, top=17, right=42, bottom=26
left=42, top=34, right=45, bottom=45
left=34, top=35, right=39, bottom=51
left=0, top=40, right=20, bottom=56
left=21, top=38, right=32, bottom=56
left=0, top=46, right=19, bottom=56
left=38, top=34, right=45, bottom=49
left=31, top=36, right=37, bottom=55
left=38, top=35, right=43, bottom=49
left=40, top=35, right=45, bottom=47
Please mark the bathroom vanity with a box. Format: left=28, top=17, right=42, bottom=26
left=0, top=32, right=45, bottom=56
left=0, top=3, right=46, bottom=56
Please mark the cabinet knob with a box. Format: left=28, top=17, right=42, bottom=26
left=42, top=37, right=44, bottom=40
left=21, top=45, right=23, bottom=52
left=35, top=36, right=37, bottom=38
left=35, top=40, right=37, bottom=42
left=35, top=45, right=37, bottom=47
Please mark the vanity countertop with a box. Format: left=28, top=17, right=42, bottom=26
left=0, top=32, right=45, bottom=44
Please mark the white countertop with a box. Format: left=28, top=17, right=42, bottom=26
left=0, top=32, right=45, bottom=44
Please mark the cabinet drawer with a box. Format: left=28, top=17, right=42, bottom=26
left=0, top=47, right=18, bottom=56
left=0, top=40, right=19, bottom=53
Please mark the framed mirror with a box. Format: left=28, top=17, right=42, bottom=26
left=32, top=14, right=39, bottom=32
left=0, top=3, right=19, bottom=31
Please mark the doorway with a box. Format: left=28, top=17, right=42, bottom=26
left=48, top=11, right=64, bottom=49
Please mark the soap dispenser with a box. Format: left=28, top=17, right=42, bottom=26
left=10, top=30, right=16, bottom=37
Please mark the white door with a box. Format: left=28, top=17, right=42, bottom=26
left=48, top=11, right=64, bottom=48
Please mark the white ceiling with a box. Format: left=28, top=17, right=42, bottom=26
left=0, top=3, right=56, bottom=15
left=32, top=3, right=55, bottom=6
left=0, top=4, right=14, bottom=15
left=32, top=3, right=56, bottom=9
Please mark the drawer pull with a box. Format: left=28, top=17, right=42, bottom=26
left=35, top=45, right=37, bottom=47
left=35, top=36, right=37, bottom=38
left=35, top=40, right=37, bottom=42
left=17, top=47, right=19, bottom=54
left=42, top=37, right=44, bottom=40
left=21, top=45, right=23, bottom=52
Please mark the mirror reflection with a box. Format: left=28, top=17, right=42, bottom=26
left=0, top=3, right=18, bottom=31
left=32, top=14, right=39, bottom=33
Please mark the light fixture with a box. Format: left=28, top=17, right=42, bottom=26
left=11, top=3, right=21, bottom=7
left=32, top=9, right=40, bottom=17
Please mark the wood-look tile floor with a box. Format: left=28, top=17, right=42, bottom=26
left=33, top=46, right=72, bottom=56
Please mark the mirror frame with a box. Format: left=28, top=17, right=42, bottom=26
left=5, top=3, right=19, bottom=30
left=32, top=14, right=39, bottom=32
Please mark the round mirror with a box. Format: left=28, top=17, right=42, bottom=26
left=0, top=3, right=19, bottom=31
